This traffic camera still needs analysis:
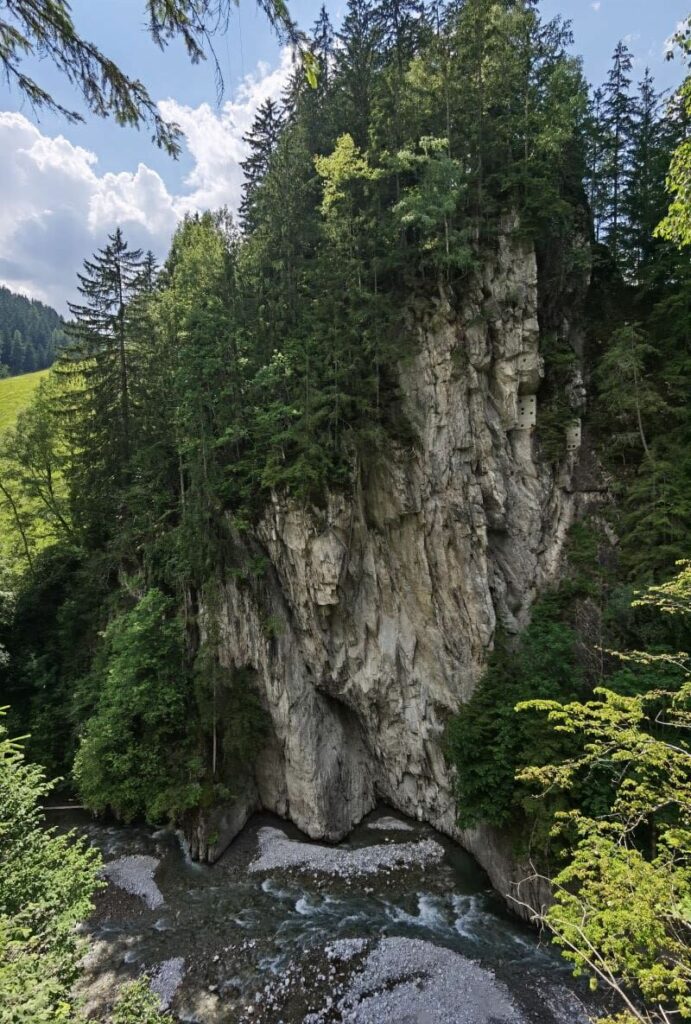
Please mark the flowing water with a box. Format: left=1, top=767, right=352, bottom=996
left=52, top=807, right=597, bottom=1023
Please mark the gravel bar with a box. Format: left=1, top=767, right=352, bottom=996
left=248, top=827, right=444, bottom=878
left=150, top=957, right=185, bottom=1009
left=101, top=855, right=163, bottom=909
left=305, top=937, right=524, bottom=1024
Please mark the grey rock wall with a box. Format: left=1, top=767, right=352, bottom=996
left=188, top=228, right=599, bottom=915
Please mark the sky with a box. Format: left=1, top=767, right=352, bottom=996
left=0, top=0, right=687, bottom=311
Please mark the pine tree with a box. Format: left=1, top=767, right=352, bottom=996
left=618, top=69, right=666, bottom=279
left=586, top=86, right=609, bottom=241
left=335, top=0, right=381, bottom=150
left=239, top=99, right=285, bottom=232
left=372, top=0, right=425, bottom=71
left=312, top=5, right=335, bottom=91
left=601, top=41, right=635, bottom=262
left=60, top=228, right=150, bottom=541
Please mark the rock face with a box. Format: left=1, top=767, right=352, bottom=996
left=189, top=227, right=599, bottom=912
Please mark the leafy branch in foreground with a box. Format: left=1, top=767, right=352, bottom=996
left=0, top=708, right=102, bottom=1022
left=514, top=562, right=691, bottom=1024
left=0, top=706, right=172, bottom=1022
left=0, top=0, right=307, bottom=156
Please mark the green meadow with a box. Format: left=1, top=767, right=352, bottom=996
left=0, top=369, right=49, bottom=432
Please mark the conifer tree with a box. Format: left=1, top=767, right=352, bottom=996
left=239, top=99, right=286, bottom=233
left=586, top=86, right=609, bottom=241
left=618, top=69, right=667, bottom=279
left=312, top=5, right=335, bottom=91
left=370, top=0, right=427, bottom=158
left=335, top=0, right=381, bottom=150
left=60, top=229, right=151, bottom=541
left=372, top=0, right=425, bottom=72
left=286, top=4, right=337, bottom=149
left=655, top=19, right=691, bottom=248
left=601, top=41, right=635, bottom=262
left=1, top=0, right=303, bottom=156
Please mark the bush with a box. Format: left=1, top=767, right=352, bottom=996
left=73, top=589, right=202, bottom=823
left=445, top=600, right=584, bottom=833
left=0, top=712, right=102, bottom=1024
left=109, top=979, right=169, bottom=1023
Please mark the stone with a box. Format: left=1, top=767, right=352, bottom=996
left=187, top=227, right=601, bottom=917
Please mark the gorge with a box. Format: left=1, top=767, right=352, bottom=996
left=1, top=2, right=689, bottom=1022
left=184, top=223, right=602, bottom=919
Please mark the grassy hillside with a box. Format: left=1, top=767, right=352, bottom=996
left=0, top=369, right=49, bottom=431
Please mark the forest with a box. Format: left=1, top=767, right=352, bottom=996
left=0, top=0, right=689, bottom=1022
left=0, top=286, right=67, bottom=376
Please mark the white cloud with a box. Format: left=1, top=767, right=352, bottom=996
left=591, top=2, right=601, bottom=12
left=0, top=49, right=293, bottom=311
left=159, top=47, right=294, bottom=218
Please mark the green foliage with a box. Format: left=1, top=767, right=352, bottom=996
left=445, top=598, right=584, bottom=834
left=58, top=231, right=156, bottom=546
left=656, top=21, right=691, bottom=249
left=0, top=712, right=169, bottom=1023
left=109, top=978, right=170, bottom=1024
left=0, top=711, right=102, bottom=1024
left=517, top=563, right=691, bottom=1024
left=389, top=137, right=475, bottom=276
left=1, top=0, right=688, bottom=887
left=4, top=544, right=108, bottom=779
left=582, top=31, right=691, bottom=581
left=535, top=332, right=579, bottom=463
left=192, top=641, right=268, bottom=788
left=595, top=324, right=668, bottom=461
left=0, top=374, right=73, bottom=577
left=0, top=287, right=66, bottom=377
left=73, top=589, right=202, bottom=822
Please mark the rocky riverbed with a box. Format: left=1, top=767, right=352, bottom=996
left=53, top=808, right=599, bottom=1023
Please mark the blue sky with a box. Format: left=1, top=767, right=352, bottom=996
left=0, top=0, right=686, bottom=309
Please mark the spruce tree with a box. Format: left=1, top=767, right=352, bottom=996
left=60, top=228, right=150, bottom=541
left=620, top=69, right=666, bottom=279
left=335, top=0, right=381, bottom=150
left=239, top=99, right=285, bottom=232
left=601, top=41, right=635, bottom=262
left=372, top=0, right=425, bottom=71
left=312, top=5, right=335, bottom=91
left=586, top=86, right=609, bottom=241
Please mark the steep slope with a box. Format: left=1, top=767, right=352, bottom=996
left=0, top=287, right=66, bottom=375
left=186, top=225, right=605, bottom=910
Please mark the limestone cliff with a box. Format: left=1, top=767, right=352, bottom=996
left=186, top=225, right=602, bottom=913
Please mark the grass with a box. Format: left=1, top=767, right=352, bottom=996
left=0, top=370, right=52, bottom=577
left=0, top=369, right=49, bottom=431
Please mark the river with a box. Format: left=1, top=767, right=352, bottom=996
left=52, top=807, right=597, bottom=1023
